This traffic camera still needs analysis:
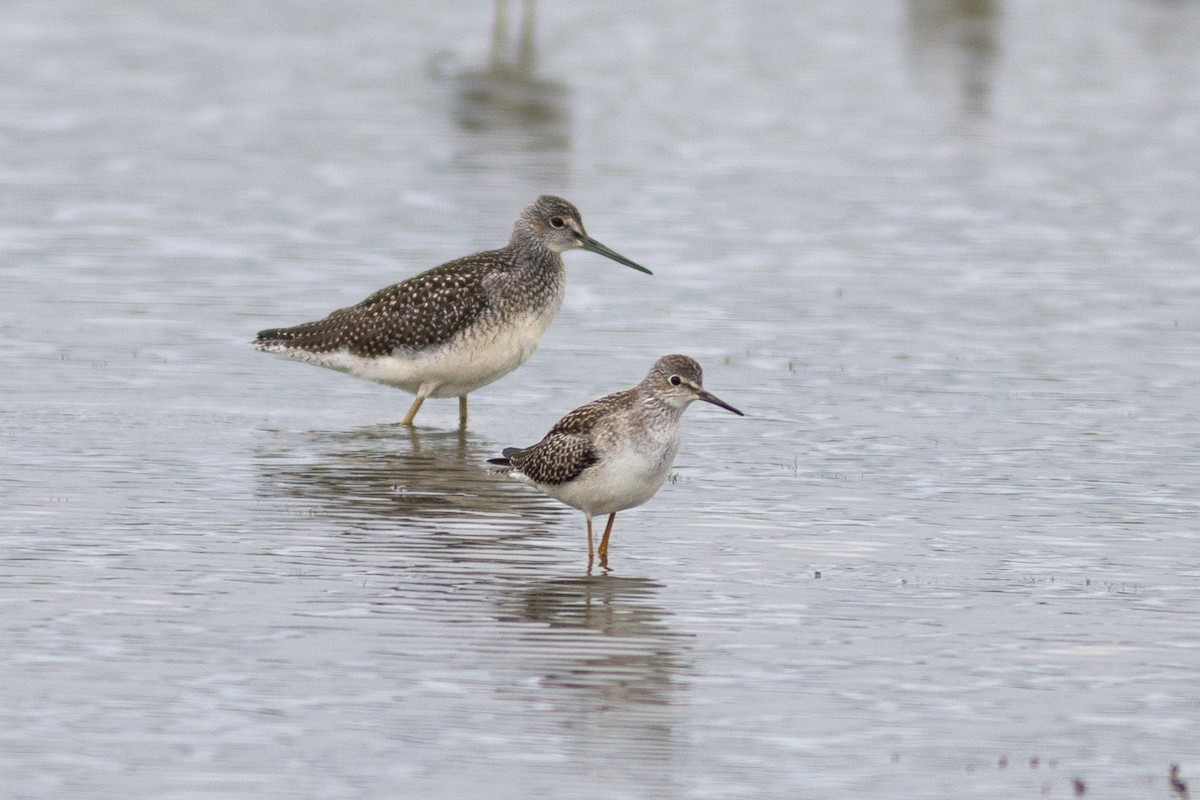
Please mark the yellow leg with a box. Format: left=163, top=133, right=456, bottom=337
left=586, top=516, right=595, bottom=571
left=598, top=513, right=616, bottom=568
left=458, top=395, right=468, bottom=428
left=400, top=393, right=426, bottom=426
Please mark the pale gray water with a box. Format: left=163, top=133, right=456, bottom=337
left=3, top=1, right=1199, bottom=798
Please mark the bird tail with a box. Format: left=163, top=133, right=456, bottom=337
left=487, top=447, right=522, bottom=469
left=253, top=326, right=295, bottom=351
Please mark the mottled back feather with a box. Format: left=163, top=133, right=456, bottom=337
left=256, top=252, right=506, bottom=357
left=494, top=389, right=639, bottom=485
left=503, top=433, right=598, bottom=485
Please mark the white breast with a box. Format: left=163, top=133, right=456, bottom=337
left=287, top=300, right=563, bottom=398
left=541, top=427, right=681, bottom=519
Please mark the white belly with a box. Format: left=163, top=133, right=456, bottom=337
left=283, top=306, right=559, bottom=398
left=540, top=438, right=680, bottom=519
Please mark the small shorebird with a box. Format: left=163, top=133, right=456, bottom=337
left=489, top=354, right=744, bottom=569
left=255, top=196, right=650, bottom=427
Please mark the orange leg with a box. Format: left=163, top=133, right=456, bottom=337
left=597, top=513, right=617, bottom=568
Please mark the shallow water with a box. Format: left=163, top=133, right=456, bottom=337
left=3, top=1, right=1199, bottom=797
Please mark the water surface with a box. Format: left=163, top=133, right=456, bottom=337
left=3, top=1, right=1199, bottom=797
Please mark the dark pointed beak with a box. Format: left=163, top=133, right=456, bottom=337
left=696, top=388, right=744, bottom=416
left=581, top=236, right=652, bottom=275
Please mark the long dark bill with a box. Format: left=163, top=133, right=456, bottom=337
left=582, top=237, right=653, bottom=275
left=698, top=389, right=744, bottom=416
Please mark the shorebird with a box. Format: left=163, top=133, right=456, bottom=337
left=489, top=355, right=744, bottom=569
left=255, top=195, right=650, bottom=427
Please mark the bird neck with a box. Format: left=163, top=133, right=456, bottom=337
left=505, top=234, right=564, bottom=275
left=635, top=389, right=688, bottom=424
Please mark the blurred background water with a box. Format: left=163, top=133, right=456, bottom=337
left=2, top=1, right=1199, bottom=797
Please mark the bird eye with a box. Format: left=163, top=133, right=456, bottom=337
left=669, top=375, right=682, bottom=386
left=549, top=216, right=565, bottom=229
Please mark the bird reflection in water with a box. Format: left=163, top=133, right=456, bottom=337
left=495, top=574, right=686, bottom=785
left=430, top=0, right=570, bottom=165
left=501, top=575, right=683, bottom=706
left=256, top=425, right=564, bottom=545
left=906, top=0, right=997, bottom=118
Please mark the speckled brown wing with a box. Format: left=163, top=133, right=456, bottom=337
left=255, top=253, right=498, bottom=357
left=499, top=389, right=635, bottom=485
left=503, top=433, right=598, bottom=486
